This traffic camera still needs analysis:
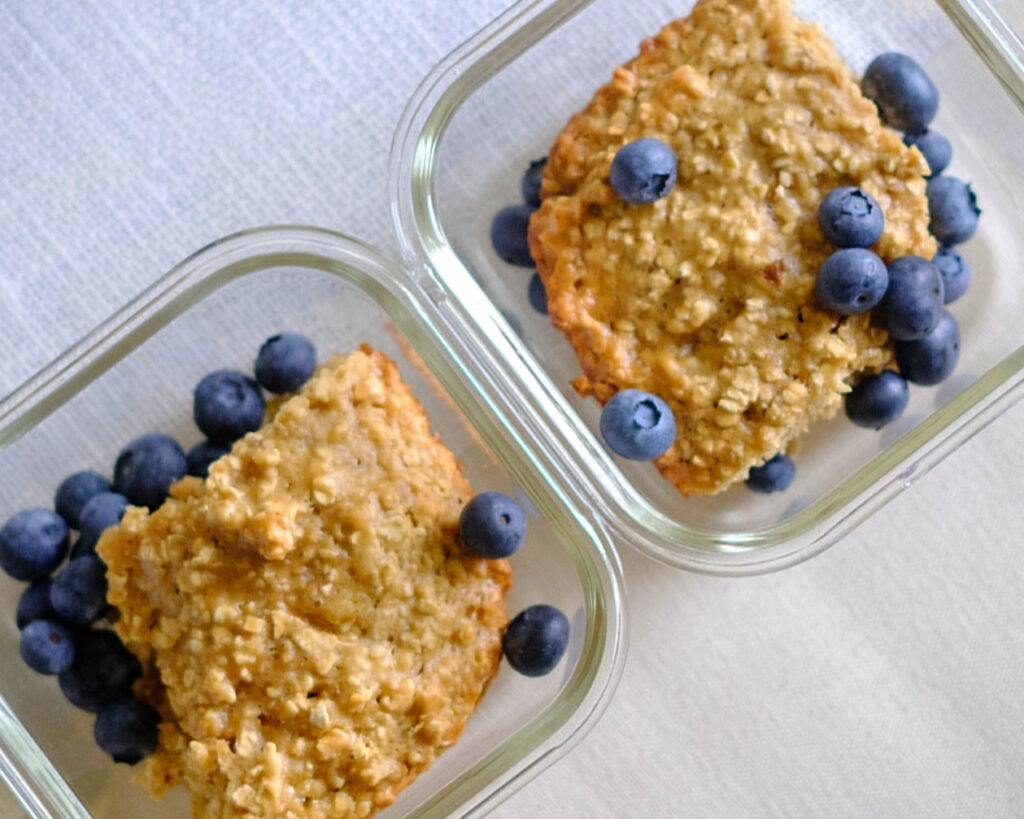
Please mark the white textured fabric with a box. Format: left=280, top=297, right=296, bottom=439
left=2, top=1, right=1024, bottom=818
left=0, top=0, right=514, bottom=394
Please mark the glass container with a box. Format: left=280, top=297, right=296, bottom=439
left=391, top=0, right=1024, bottom=573
left=0, top=228, right=626, bottom=817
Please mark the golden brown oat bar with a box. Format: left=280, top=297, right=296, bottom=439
left=99, top=347, right=511, bottom=818
left=528, top=0, right=936, bottom=494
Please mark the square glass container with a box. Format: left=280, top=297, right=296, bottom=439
left=390, top=0, right=1024, bottom=573
left=0, top=228, right=626, bottom=817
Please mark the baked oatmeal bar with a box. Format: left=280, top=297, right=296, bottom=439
left=528, top=0, right=936, bottom=494
left=99, top=347, right=511, bottom=818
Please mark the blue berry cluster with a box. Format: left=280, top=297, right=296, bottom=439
left=814, top=195, right=960, bottom=429
left=490, top=157, right=550, bottom=319
left=863, top=52, right=979, bottom=288
left=187, top=332, right=317, bottom=476
left=750, top=53, right=980, bottom=490
left=827, top=51, right=981, bottom=430
left=1, top=332, right=318, bottom=765
left=2, top=469, right=158, bottom=765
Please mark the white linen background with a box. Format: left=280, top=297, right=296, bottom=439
left=1, top=1, right=1023, bottom=817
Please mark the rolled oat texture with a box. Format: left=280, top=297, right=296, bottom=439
left=99, top=347, right=511, bottom=818
left=528, top=0, right=935, bottom=494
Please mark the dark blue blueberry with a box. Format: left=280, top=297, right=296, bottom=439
left=527, top=273, right=548, bottom=314
left=599, top=389, right=676, bottom=460
left=844, top=371, right=911, bottom=429
left=861, top=52, right=939, bottom=133
left=16, top=579, right=57, bottom=629
left=51, top=555, right=108, bottom=626
left=932, top=246, right=971, bottom=304
left=745, top=453, right=796, bottom=494
left=815, top=248, right=888, bottom=314
left=74, top=491, right=129, bottom=558
left=503, top=604, right=570, bottom=677
left=19, top=619, right=76, bottom=675
left=817, top=187, right=885, bottom=248
left=903, top=130, right=952, bottom=177
left=186, top=440, right=231, bottom=478
left=609, top=138, right=677, bottom=205
left=0, top=508, right=69, bottom=582
left=895, top=310, right=960, bottom=386
left=58, top=628, right=141, bottom=713
left=193, top=371, right=266, bottom=444
left=459, top=492, right=526, bottom=559
left=94, top=698, right=160, bottom=764
left=114, top=434, right=187, bottom=510
left=254, top=333, right=317, bottom=394
left=490, top=204, right=536, bottom=267
left=54, top=471, right=110, bottom=530
left=875, top=255, right=944, bottom=341
left=521, top=157, right=547, bottom=207
left=927, top=175, right=980, bottom=246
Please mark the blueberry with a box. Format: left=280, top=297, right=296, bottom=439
left=932, top=246, right=972, bottom=304
left=185, top=439, right=231, bottom=478
left=51, top=555, right=108, bottom=626
left=528, top=273, right=548, bottom=314
left=927, top=175, right=980, bottom=246
left=114, top=434, right=187, bottom=510
left=71, top=531, right=96, bottom=561
left=609, top=138, right=678, bottom=205
left=502, top=604, right=570, bottom=677
left=745, top=453, right=796, bottom=494
left=0, top=508, right=69, bottom=582
left=254, top=333, right=317, bottom=394
left=16, top=579, right=57, bottom=629
left=58, top=628, right=141, bottom=713
left=817, top=186, right=885, bottom=248
left=19, top=619, right=76, bottom=675
left=94, top=698, right=160, bottom=764
left=903, top=130, right=952, bottom=177
left=459, top=492, right=526, bottom=559
left=861, top=52, right=939, bottom=133
left=815, top=248, right=888, bottom=314
left=599, top=389, right=676, bottom=460
left=193, top=371, right=265, bottom=444
left=875, top=255, right=944, bottom=341
left=844, top=370, right=911, bottom=429
left=490, top=204, right=536, bottom=267
left=895, top=310, right=960, bottom=386
left=74, top=491, right=128, bottom=558
left=54, top=471, right=111, bottom=530
left=521, top=157, right=547, bottom=207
